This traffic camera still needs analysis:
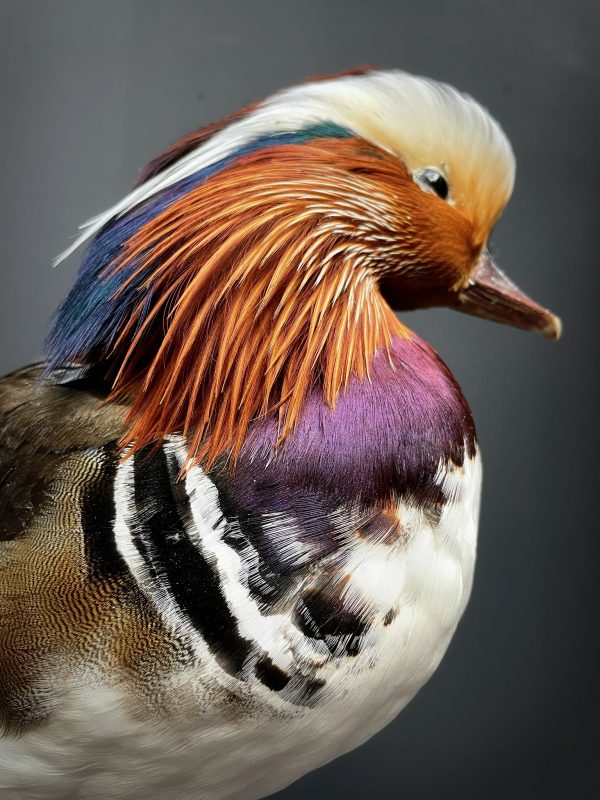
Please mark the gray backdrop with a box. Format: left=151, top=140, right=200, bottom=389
left=1, top=1, right=598, bottom=797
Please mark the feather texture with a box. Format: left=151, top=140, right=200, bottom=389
left=47, top=134, right=483, bottom=468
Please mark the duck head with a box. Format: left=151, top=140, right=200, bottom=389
left=48, top=68, right=561, bottom=467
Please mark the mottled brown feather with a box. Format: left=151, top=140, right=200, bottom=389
left=0, top=367, right=182, bottom=733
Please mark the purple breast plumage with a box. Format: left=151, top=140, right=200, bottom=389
left=236, top=334, right=476, bottom=506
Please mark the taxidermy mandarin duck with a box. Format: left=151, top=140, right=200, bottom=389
left=0, top=68, right=560, bottom=799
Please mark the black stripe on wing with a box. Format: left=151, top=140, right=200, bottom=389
left=131, top=444, right=253, bottom=676
left=82, top=442, right=130, bottom=583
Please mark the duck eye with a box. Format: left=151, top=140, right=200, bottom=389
left=416, top=168, right=449, bottom=200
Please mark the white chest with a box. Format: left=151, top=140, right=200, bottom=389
left=0, top=451, right=481, bottom=800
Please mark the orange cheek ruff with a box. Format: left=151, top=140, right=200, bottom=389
left=387, top=177, right=479, bottom=290
left=101, top=137, right=476, bottom=469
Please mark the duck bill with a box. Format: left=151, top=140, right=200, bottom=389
left=452, top=251, right=562, bottom=340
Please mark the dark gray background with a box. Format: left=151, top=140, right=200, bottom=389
left=1, top=1, right=598, bottom=797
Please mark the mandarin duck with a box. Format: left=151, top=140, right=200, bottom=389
left=0, top=68, right=560, bottom=799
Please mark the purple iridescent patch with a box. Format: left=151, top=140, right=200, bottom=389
left=222, top=335, right=476, bottom=510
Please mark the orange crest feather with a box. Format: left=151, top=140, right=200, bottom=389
left=107, top=138, right=412, bottom=467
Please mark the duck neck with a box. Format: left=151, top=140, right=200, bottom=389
left=223, top=333, right=477, bottom=509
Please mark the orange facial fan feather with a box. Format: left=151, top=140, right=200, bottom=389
left=104, top=137, right=448, bottom=468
